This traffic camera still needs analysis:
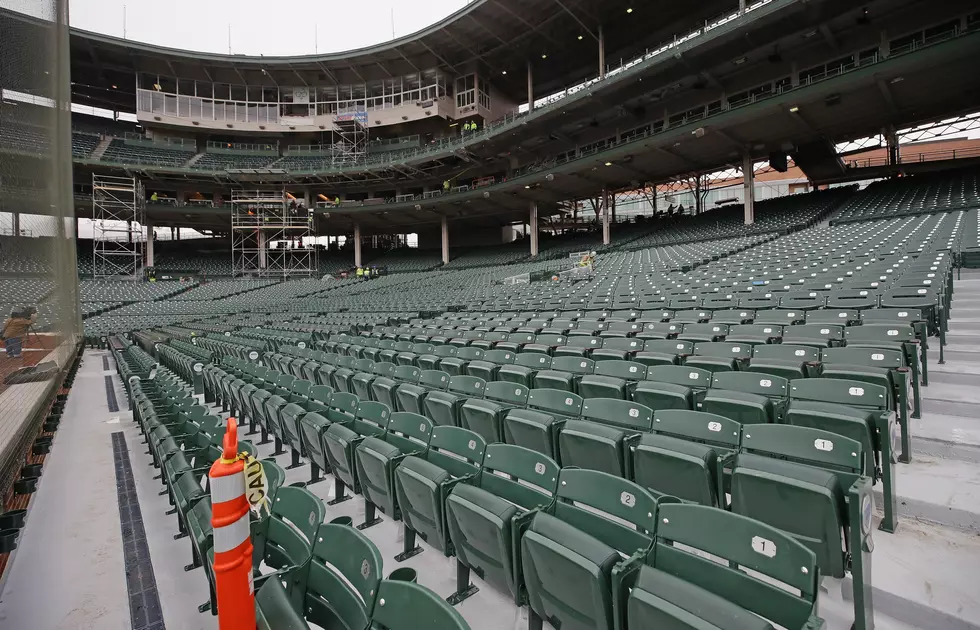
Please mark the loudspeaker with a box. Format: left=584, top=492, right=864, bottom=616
left=769, top=152, right=788, bottom=172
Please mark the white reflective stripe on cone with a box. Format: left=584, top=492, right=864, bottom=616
left=213, top=512, right=250, bottom=554
left=210, top=472, right=246, bottom=504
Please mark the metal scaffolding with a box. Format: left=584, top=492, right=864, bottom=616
left=332, top=111, right=368, bottom=165
left=92, top=174, right=145, bottom=278
left=230, top=189, right=317, bottom=278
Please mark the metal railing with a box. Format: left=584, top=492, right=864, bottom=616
left=845, top=145, right=980, bottom=169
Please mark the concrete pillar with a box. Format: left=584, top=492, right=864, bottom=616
left=303, top=189, right=312, bottom=209
left=176, top=228, right=181, bottom=241
left=354, top=223, right=362, bottom=268
left=602, top=188, right=611, bottom=245
left=529, top=202, right=539, bottom=257
left=739, top=0, right=746, bottom=15
left=176, top=190, right=186, bottom=206
left=441, top=215, right=450, bottom=265
left=127, top=220, right=133, bottom=243
left=75, top=217, right=80, bottom=239
left=258, top=230, right=267, bottom=268
left=527, top=61, right=534, bottom=112
left=598, top=25, right=606, bottom=80
left=145, top=217, right=154, bottom=267
left=886, top=127, right=900, bottom=166
left=880, top=30, right=890, bottom=58
left=11, top=213, right=20, bottom=236
left=743, top=155, right=755, bottom=225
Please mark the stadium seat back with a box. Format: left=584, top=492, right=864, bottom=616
left=627, top=504, right=820, bottom=630
left=305, top=523, right=382, bottom=629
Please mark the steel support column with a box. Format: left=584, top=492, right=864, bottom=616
left=743, top=155, right=756, bottom=225
left=354, top=223, right=362, bottom=268
left=145, top=216, right=154, bottom=268
left=529, top=202, right=539, bottom=257
left=527, top=61, right=534, bottom=112
left=598, top=25, right=606, bottom=80
left=602, top=188, right=611, bottom=245
left=441, top=215, right=450, bottom=265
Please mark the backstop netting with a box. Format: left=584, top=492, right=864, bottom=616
left=0, top=0, right=81, bottom=504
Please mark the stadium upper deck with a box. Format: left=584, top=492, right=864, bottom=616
left=4, top=0, right=980, bottom=238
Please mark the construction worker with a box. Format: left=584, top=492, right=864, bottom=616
left=150, top=192, right=158, bottom=202
left=334, top=196, right=341, bottom=206
left=2, top=307, right=35, bottom=359
left=471, top=120, right=479, bottom=133
left=356, top=266, right=364, bottom=278
left=443, top=180, right=450, bottom=192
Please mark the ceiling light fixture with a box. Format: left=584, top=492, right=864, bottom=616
left=578, top=35, right=584, bottom=40
left=525, top=185, right=531, bottom=189
left=733, top=56, right=747, bottom=65
left=605, top=161, right=613, bottom=166
left=789, top=106, right=799, bottom=113
left=541, top=54, right=547, bottom=59
left=626, top=7, right=633, bottom=13
left=501, top=70, right=507, bottom=75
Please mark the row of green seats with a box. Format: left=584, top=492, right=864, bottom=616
left=129, top=364, right=467, bottom=629
left=191, top=351, right=875, bottom=629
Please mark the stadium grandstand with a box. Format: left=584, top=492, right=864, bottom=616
left=1, top=0, right=980, bottom=628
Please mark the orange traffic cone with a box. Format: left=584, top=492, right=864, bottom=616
left=209, top=418, right=256, bottom=630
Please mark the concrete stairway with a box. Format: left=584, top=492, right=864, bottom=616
left=89, top=135, right=113, bottom=160
left=858, top=268, right=980, bottom=630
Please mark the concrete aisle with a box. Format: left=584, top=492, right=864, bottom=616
left=0, top=351, right=130, bottom=630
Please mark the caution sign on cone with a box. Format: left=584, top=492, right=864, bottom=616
left=209, top=418, right=256, bottom=630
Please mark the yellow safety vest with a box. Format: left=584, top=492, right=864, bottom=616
left=356, top=268, right=363, bottom=277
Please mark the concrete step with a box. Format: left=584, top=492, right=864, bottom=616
left=919, top=380, right=980, bottom=404
left=879, top=455, right=980, bottom=532
left=844, top=517, right=980, bottom=630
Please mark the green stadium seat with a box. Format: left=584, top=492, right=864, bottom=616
left=633, top=339, right=692, bottom=366
left=506, top=389, right=583, bottom=459
left=532, top=356, right=594, bottom=392
left=746, top=344, right=819, bottom=380
left=618, top=504, right=822, bottom=630
left=578, top=360, right=646, bottom=399
left=418, top=345, right=457, bottom=371
left=372, top=365, right=420, bottom=410
left=729, top=424, right=874, bottom=630
left=354, top=411, right=434, bottom=529
left=632, top=365, right=710, bottom=411
left=423, top=375, right=486, bottom=427
left=701, top=371, right=788, bottom=425
left=684, top=342, right=753, bottom=372
left=301, top=522, right=382, bottom=630
left=323, top=400, right=392, bottom=505
left=559, top=398, right=654, bottom=475
left=445, top=444, right=559, bottom=605
left=371, top=580, right=470, bottom=630
left=395, top=369, right=449, bottom=414
left=781, top=324, right=844, bottom=348
left=459, top=381, right=530, bottom=444
left=591, top=337, right=644, bottom=361
left=465, top=349, right=515, bottom=382
left=497, top=352, right=551, bottom=387
left=352, top=361, right=395, bottom=401
left=553, top=336, right=603, bottom=358
left=394, top=426, right=487, bottom=560
left=440, top=346, right=484, bottom=376
left=629, top=409, right=739, bottom=506
left=786, top=377, right=899, bottom=532
left=521, top=469, right=661, bottom=630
